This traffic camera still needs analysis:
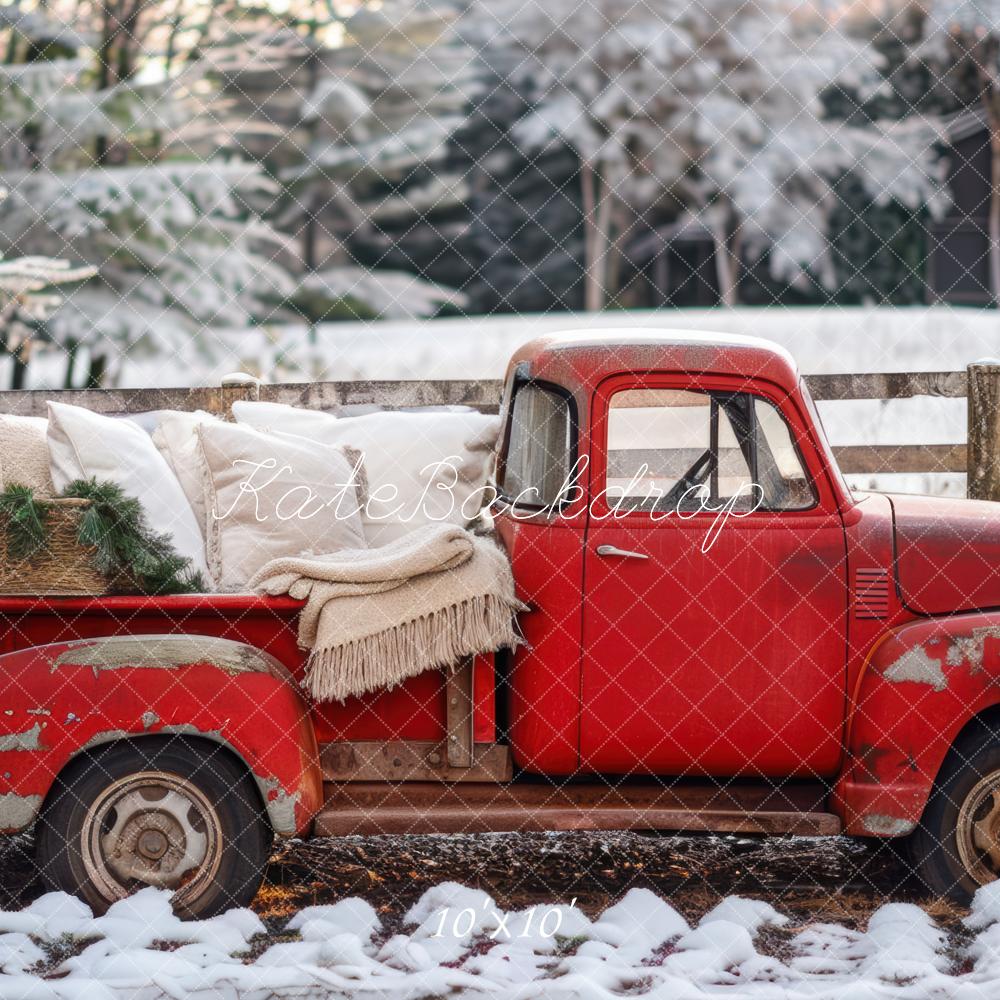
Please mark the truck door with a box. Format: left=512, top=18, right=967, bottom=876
left=580, top=373, right=848, bottom=778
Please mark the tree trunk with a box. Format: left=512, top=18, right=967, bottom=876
left=9, top=354, right=26, bottom=391
left=86, top=353, right=108, bottom=389
left=63, top=340, right=78, bottom=389
left=971, top=44, right=1000, bottom=306
left=988, top=111, right=1000, bottom=306
left=302, top=46, right=322, bottom=271
left=711, top=222, right=739, bottom=307
left=580, top=159, right=612, bottom=311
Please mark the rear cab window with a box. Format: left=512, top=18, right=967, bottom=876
left=498, top=381, right=575, bottom=510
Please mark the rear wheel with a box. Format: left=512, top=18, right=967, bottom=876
left=908, top=727, right=1000, bottom=902
left=37, top=739, right=270, bottom=918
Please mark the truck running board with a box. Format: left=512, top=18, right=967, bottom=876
left=314, top=780, right=841, bottom=838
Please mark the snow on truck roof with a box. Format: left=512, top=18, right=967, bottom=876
left=510, top=328, right=801, bottom=387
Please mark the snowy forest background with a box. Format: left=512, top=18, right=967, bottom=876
left=0, top=0, right=997, bottom=389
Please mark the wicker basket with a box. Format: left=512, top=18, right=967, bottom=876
left=0, top=498, right=135, bottom=596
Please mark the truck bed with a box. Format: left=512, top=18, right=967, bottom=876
left=0, top=593, right=497, bottom=747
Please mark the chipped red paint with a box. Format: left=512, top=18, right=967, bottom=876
left=835, top=611, right=1000, bottom=835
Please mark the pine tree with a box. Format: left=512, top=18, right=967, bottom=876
left=0, top=0, right=297, bottom=387
left=920, top=0, right=1000, bottom=302
left=232, top=1, right=485, bottom=320
left=487, top=0, right=946, bottom=307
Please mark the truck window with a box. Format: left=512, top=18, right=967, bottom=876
left=500, top=383, right=573, bottom=508
left=606, top=388, right=815, bottom=511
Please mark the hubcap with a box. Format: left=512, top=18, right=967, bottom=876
left=82, top=771, right=223, bottom=907
left=957, top=774, right=1000, bottom=886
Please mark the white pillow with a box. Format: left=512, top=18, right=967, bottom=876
left=232, top=401, right=500, bottom=546
left=46, top=402, right=209, bottom=579
left=197, top=420, right=367, bottom=592
left=152, top=410, right=221, bottom=533
left=0, top=414, right=55, bottom=496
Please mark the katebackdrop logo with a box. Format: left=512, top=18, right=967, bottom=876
left=212, top=452, right=766, bottom=554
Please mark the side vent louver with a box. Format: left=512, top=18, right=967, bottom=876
left=855, top=568, right=890, bottom=620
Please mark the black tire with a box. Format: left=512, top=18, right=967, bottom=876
left=908, top=724, right=1000, bottom=903
left=37, top=737, right=271, bottom=918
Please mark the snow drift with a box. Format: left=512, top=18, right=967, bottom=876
left=6, top=879, right=1000, bottom=998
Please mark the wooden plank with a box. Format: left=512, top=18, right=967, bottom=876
left=0, top=385, right=251, bottom=419
left=805, top=371, right=966, bottom=401
left=967, top=364, right=1000, bottom=500
left=0, top=371, right=969, bottom=419
left=446, top=659, right=474, bottom=768
left=258, top=379, right=504, bottom=413
left=832, top=443, right=966, bottom=475
left=315, top=781, right=841, bottom=837
left=0, top=378, right=504, bottom=418
left=321, top=740, right=513, bottom=783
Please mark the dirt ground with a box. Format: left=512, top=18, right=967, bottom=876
left=258, top=830, right=968, bottom=933
left=0, top=830, right=969, bottom=937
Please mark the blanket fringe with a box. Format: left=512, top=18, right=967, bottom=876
left=303, top=593, right=522, bottom=702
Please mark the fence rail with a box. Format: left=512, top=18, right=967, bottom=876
left=0, top=364, right=996, bottom=498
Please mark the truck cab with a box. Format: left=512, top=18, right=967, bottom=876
left=4, top=329, right=1000, bottom=914
left=492, top=330, right=1000, bottom=900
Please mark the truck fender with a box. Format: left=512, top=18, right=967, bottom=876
left=0, top=635, right=323, bottom=837
left=833, top=611, right=1000, bottom=837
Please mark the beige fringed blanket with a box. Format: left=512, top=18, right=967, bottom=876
left=248, top=524, right=524, bottom=701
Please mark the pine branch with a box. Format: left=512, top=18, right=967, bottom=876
left=60, top=478, right=203, bottom=595
left=0, top=485, right=48, bottom=560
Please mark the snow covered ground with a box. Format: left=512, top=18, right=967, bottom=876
left=63, top=305, right=1000, bottom=387
left=4, top=879, right=1000, bottom=999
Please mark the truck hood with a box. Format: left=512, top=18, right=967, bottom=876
left=890, top=492, right=1000, bottom=615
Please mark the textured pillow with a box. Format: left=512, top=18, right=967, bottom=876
left=46, top=401, right=209, bottom=579
left=0, top=414, right=55, bottom=496
left=232, top=402, right=500, bottom=546
left=197, top=420, right=367, bottom=592
left=152, top=410, right=221, bottom=533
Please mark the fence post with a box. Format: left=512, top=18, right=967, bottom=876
left=218, top=372, right=261, bottom=420
left=967, top=363, right=1000, bottom=500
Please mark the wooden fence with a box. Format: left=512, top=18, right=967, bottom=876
left=0, top=363, right=997, bottom=500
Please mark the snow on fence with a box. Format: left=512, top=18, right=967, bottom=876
left=0, top=364, right=996, bottom=500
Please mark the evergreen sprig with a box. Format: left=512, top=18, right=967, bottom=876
left=0, top=479, right=204, bottom=595
left=0, top=485, right=47, bottom=560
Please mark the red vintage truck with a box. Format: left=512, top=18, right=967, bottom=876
left=1, top=330, right=998, bottom=916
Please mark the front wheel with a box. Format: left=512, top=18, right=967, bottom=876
left=37, top=739, right=271, bottom=918
left=908, top=727, right=1000, bottom=903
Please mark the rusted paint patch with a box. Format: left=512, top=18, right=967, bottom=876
left=0, top=792, right=42, bottom=830
left=862, top=813, right=915, bottom=836
left=0, top=723, right=42, bottom=752
left=53, top=636, right=287, bottom=679
left=946, top=626, right=1000, bottom=672
left=258, top=776, right=301, bottom=836
left=855, top=743, right=893, bottom=784
left=884, top=645, right=947, bottom=691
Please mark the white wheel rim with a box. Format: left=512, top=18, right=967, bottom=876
left=81, top=771, right=223, bottom=907
left=957, top=772, right=1000, bottom=887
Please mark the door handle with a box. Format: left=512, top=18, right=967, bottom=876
left=595, top=544, right=648, bottom=560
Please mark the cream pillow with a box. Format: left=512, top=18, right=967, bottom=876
left=152, top=410, right=221, bottom=533
left=47, top=401, right=209, bottom=579
left=197, top=420, right=367, bottom=592
left=232, top=402, right=500, bottom=546
left=0, top=414, right=55, bottom=496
